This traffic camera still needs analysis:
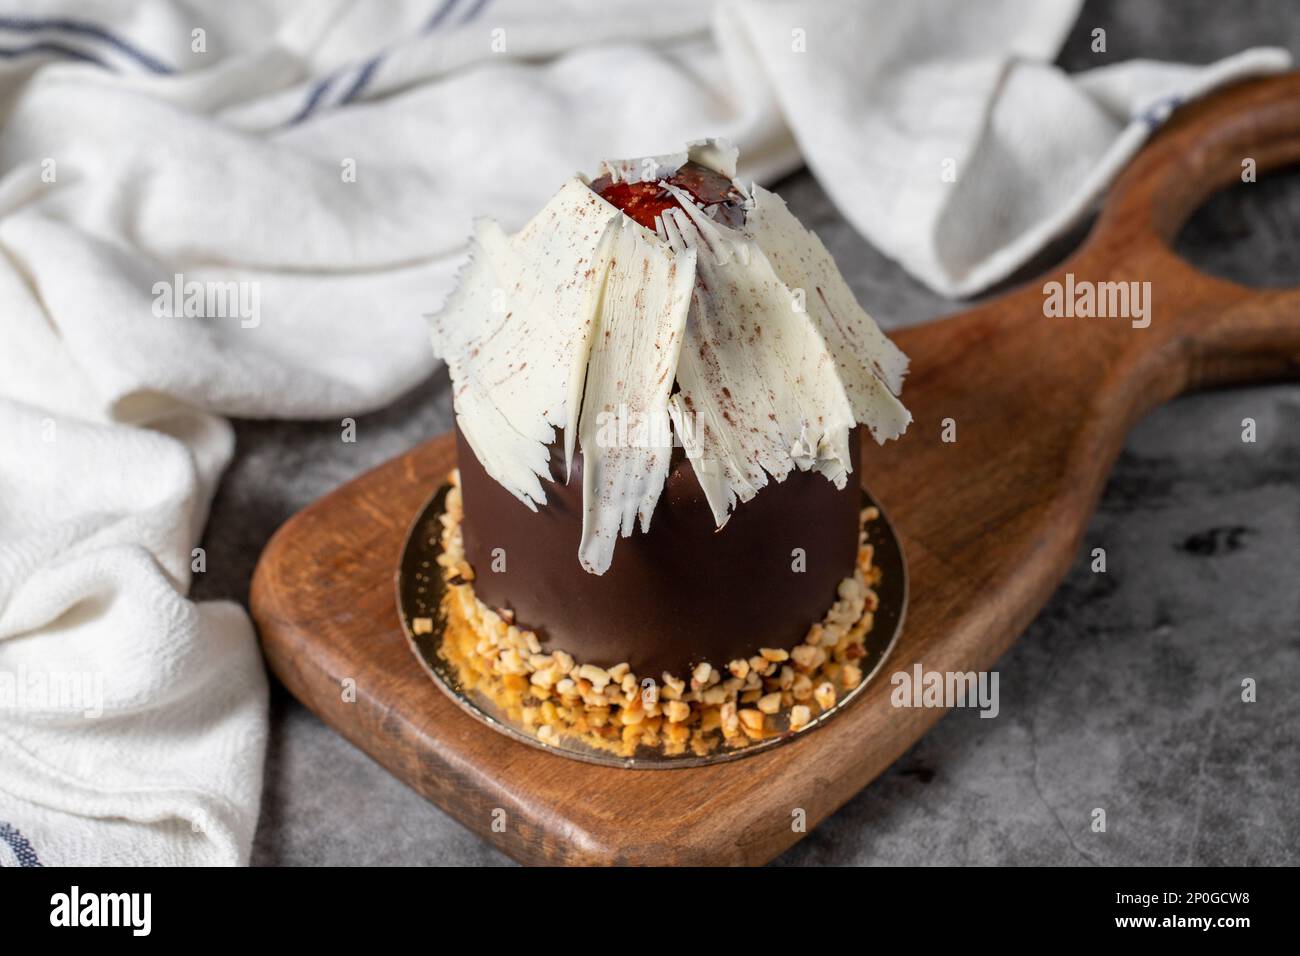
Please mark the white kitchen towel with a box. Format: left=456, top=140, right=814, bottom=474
left=0, top=0, right=1288, bottom=865
left=728, top=6, right=1292, bottom=295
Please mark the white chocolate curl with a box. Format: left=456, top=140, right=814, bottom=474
left=577, top=219, right=694, bottom=573
left=430, top=139, right=910, bottom=575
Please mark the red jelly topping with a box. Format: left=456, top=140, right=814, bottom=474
left=594, top=180, right=683, bottom=231
left=592, top=161, right=745, bottom=231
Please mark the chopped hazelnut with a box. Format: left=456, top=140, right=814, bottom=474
left=577, top=663, right=611, bottom=690
left=792, top=674, right=813, bottom=701
left=498, top=648, right=526, bottom=675
left=814, top=682, right=836, bottom=710
left=720, top=702, right=740, bottom=738
left=530, top=667, right=559, bottom=689
left=665, top=700, right=691, bottom=723
left=791, top=644, right=824, bottom=671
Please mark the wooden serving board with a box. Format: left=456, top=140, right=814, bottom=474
left=251, top=74, right=1300, bottom=866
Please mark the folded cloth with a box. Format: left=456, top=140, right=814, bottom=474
left=0, top=0, right=1287, bottom=865
left=728, top=2, right=1290, bottom=295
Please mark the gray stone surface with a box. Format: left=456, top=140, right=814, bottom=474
left=193, top=1, right=1300, bottom=865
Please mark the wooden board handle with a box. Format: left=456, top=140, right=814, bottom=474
left=1083, top=70, right=1300, bottom=397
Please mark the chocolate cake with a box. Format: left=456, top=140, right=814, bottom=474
left=456, top=426, right=861, bottom=678
left=428, top=140, right=911, bottom=755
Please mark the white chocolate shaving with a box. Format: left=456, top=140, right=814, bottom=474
left=663, top=195, right=856, bottom=527
left=685, top=138, right=738, bottom=179
left=429, top=178, right=620, bottom=508
left=577, top=219, right=695, bottom=573
left=598, top=136, right=739, bottom=184
left=431, top=225, right=550, bottom=508
left=600, top=149, right=687, bottom=185
left=745, top=186, right=911, bottom=442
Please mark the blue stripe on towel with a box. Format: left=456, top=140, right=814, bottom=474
left=1135, top=93, right=1185, bottom=130
left=0, top=39, right=110, bottom=69
left=288, top=72, right=337, bottom=125
left=424, top=0, right=461, bottom=32
left=0, top=821, right=42, bottom=867
left=0, top=15, right=172, bottom=73
left=456, top=0, right=491, bottom=25
left=338, top=53, right=383, bottom=106
left=313, top=0, right=495, bottom=116
left=338, top=0, right=464, bottom=107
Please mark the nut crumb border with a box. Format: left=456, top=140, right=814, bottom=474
left=423, top=469, right=882, bottom=758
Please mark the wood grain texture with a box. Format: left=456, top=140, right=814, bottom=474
left=251, top=73, right=1300, bottom=866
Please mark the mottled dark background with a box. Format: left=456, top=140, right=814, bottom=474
left=194, top=0, right=1300, bottom=865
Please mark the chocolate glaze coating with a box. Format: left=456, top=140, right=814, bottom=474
left=455, top=426, right=861, bottom=678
